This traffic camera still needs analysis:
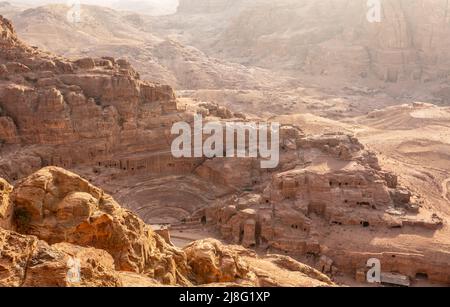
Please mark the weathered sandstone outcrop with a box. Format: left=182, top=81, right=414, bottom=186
left=187, top=129, right=449, bottom=285
left=0, top=178, right=12, bottom=229
left=175, top=0, right=450, bottom=85
left=11, top=167, right=191, bottom=285
left=1, top=4, right=277, bottom=90
left=0, top=227, right=121, bottom=287
left=0, top=14, right=182, bottom=182
left=184, top=239, right=250, bottom=284
left=0, top=15, right=448, bottom=287
left=0, top=167, right=332, bottom=287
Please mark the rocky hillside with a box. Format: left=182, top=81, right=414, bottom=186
left=0, top=4, right=277, bottom=90
left=0, top=166, right=333, bottom=286
left=164, top=0, right=450, bottom=91
left=0, top=14, right=449, bottom=287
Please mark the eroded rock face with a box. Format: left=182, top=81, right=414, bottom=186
left=183, top=238, right=334, bottom=287
left=176, top=0, right=450, bottom=84
left=0, top=178, right=12, bottom=229
left=11, top=167, right=191, bottom=285
left=0, top=228, right=121, bottom=287
left=191, top=131, right=449, bottom=284
left=0, top=167, right=332, bottom=287
left=0, top=15, right=180, bottom=182
left=184, top=239, right=250, bottom=284
left=0, top=15, right=448, bottom=287
left=0, top=226, right=164, bottom=287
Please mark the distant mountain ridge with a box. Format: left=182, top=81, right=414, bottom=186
left=172, top=0, right=450, bottom=88
left=0, top=3, right=278, bottom=89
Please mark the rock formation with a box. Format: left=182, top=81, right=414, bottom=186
left=0, top=178, right=13, bottom=229
left=184, top=239, right=250, bottom=284
left=11, top=167, right=192, bottom=285
left=192, top=128, right=449, bottom=284
left=0, top=13, right=181, bottom=181
left=0, top=166, right=332, bottom=287
left=0, top=14, right=449, bottom=287
left=171, top=0, right=450, bottom=86
left=0, top=4, right=276, bottom=90
left=0, top=228, right=125, bottom=287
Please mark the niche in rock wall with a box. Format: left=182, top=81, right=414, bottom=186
left=255, top=222, right=261, bottom=246
left=357, top=201, right=371, bottom=207
left=360, top=221, right=370, bottom=228
left=385, top=68, right=399, bottom=83
left=308, top=202, right=326, bottom=216
left=239, top=229, right=244, bottom=244
left=415, top=272, right=429, bottom=281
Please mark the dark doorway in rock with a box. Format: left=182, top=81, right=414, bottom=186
left=239, top=229, right=244, bottom=244
left=201, top=215, right=207, bottom=225
left=415, top=272, right=428, bottom=281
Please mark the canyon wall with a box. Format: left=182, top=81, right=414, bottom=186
left=1, top=15, right=449, bottom=286
left=176, top=0, right=450, bottom=85
left=0, top=166, right=333, bottom=287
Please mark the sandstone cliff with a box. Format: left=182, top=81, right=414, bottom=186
left=174, top=0, right=450, bottom=87
left=0, top=4, right=276, bottom=90
left=0, top=15, right=449, bottom=287
left=0, top=13, right=179, bottom=182
left=0, top=166, right=333, bottom=287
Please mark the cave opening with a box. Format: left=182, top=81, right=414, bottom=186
left=415, top=273, right=429, bottom=281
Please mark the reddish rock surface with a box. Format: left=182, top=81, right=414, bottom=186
left=0, top=167, right=331, bottom=287
left=0, top=14, right=449, bottom=287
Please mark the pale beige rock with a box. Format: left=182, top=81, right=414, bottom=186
left=184, top=239, right=250, bottom=284
left=0, top=228, right=120, bottom=287
left=0, top=178, right=12, bottom=230
left=1, top=167, right=333, bottom=287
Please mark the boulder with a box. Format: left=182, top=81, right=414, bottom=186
left=0, top=178, right=13, bottom=230
left=183, top=239, right=250, bottom=284
left=11, top=167, right=191, bottom=285
left=0, top=228, right=120, bottom=287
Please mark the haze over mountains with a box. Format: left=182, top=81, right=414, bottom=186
left=5, top=0, right=179, bottom=15
left=5, top=0, right=450, bottom=103
left=1, top=1, right=282, bottom=89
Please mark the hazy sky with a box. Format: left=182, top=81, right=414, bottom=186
left=12, top=0, right=178, bottom=5
left=10, top=0, right=180, bottom=14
